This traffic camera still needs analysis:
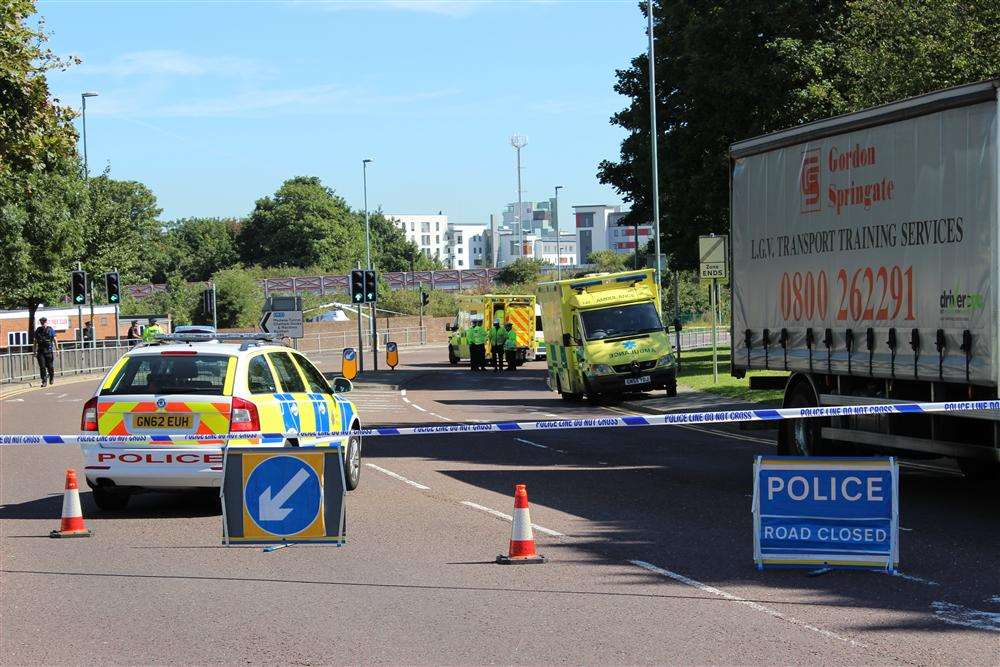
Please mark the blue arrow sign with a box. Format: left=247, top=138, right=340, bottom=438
left=244, top=456, right=321, bottom=536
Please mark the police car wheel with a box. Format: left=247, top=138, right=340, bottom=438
left=344, top=434, right=362, bottom=491
left=92, top=486, right=130, bottom=511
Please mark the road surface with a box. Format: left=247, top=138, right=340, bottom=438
left=1, top=348, right=997, bottom=664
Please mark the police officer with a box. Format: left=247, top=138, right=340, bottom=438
left=33, top=316, right=57, bottom=387
left=467, top=315, right=487, bottom=371
left=142, top=317, right=163, bottom=343
left=490, top=319, right=505, bottom=373
left=504, top=321, right=519, bottom=372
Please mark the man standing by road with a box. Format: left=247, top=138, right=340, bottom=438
left=490, top=319, right=505, bottom=373
left=127, top=320, right=140, bottom=346
left=33, top=317, right=57, bottom=387
left=504, top=321, right=519, bottom=372
left=467, top=315, right=487, bottom=371
left=82, top=320, right=95, bottom=345
left=142, top=317, right=163, bottom=343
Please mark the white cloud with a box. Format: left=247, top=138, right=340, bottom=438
left=81, top=50, right=271, bottom=79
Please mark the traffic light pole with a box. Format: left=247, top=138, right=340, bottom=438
left=355, top=263, right=364, bottom=374
left=371, top=301, right=378, bottom=371
left=88, top=277, right=96, bottom=352
left=113, top=268, right=120, bottom=348
left=75, top=262, right=84, bottom=367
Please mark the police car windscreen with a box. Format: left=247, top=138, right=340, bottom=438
left=580, top=303, right=662, bottom=341
left=102, top=354, right=231, bottom=396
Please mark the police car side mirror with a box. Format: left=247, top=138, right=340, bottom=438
left=332, top=377, right=353, bottom=394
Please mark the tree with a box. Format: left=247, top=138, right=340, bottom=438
left=496, top=258, right=548, bottom=286
left=370, top=212, right=440, bottom=272
left=598, top=1, right=844, bottom=269
left=238, top=176, right=363, bottom=271
left=0, top=1, right=79, bottom=185
left=82, top=174, right=162, bottom=286
left=160, top=217, right=240, bottom=281
left=212, top=268, right=263, bottom=328
left=587, top=250, right=628, bottom=273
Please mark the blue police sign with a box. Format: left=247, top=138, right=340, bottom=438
left=752, top=457, right=898, bottom=572
left=245, top=456, right=321, bottom=536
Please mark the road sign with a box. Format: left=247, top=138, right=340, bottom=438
left=222, top=447, right=346, bottom=545
left=259, top=310, right=304, bottom=338
left=753, top=456, right=898, bottom=572
left=386, top=341, right=398, bottom=369
left=699, top=234, right=728, bottom=279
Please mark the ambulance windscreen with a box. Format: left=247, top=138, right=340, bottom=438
left=580, top=303, right=662, bottom=341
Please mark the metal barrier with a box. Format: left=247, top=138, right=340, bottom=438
left=1, top=327, right=430, bottom=385
left=678, top=328, right=731, bottom=351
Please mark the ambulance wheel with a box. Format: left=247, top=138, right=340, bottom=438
left=92, top=486, right=130, bottom=511
left=344, top=432, right=362, bottom=491
left=780, top=381, right=828, bottom=456
left=558, top=377, right=582, bottom=402
left=583, top=377, right=602, bottom=404
left=665, top=380, right=678, bottom=397
left=448, top=346, right=459, bottom=365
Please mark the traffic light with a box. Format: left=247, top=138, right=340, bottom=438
left=363, top=270, right=377, bottom=303
left=350, top=269, right=365, bottom=303
left=71, top=270, right=87, bottom=305
left=202, top=288, right=215, bottom=316
left=421, top=291, right=430, bottom=307
left=105, top=272, right=121, bottom=304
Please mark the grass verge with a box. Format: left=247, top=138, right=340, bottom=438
left=678, top=347, right=785, bottom=403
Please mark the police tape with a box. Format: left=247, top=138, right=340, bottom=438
left=1, top=399, right=998, bottom=446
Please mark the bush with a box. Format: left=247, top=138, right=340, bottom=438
left=213, top=268, right=264, bottom=328
left=496, top=258, right=548, bottom=286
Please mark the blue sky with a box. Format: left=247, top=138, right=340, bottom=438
left=41, top=0, right=646, bottom=223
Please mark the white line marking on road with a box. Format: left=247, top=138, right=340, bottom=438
left=931, top=601, right=1000, bottom=632
left=6, top=398, right=24, bottom=402
left=989, top=595, right=1000, bottom=603
left=57, top=393, right=66, bottom=399
left=400, top=389, right=407, bottom=396
left=364, top=463, right=430, bottom=490
left=401, top=397, right=411, bottom=403
left=890, top=571, right=939, bottom=586
left=629, top=560, right=862, bottom=646
left=460, top=501, right=564, bottom=537
left=899, top=527, right=913, bottom=532
left=515, top=438, right=548, bottom=449
left=411, top=404, right=427, bottom=412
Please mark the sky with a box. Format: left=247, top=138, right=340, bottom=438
left=40, top=0, right=647, bottom=224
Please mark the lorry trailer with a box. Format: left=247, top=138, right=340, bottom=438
left=730, top=79, right=1000, bottom=478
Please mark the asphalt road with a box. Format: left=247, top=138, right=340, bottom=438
left=1, top=347, right=998, bottom=664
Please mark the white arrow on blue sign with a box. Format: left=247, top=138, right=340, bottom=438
left=244, top=456, right=321, bottom=536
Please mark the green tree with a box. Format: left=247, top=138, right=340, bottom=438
left=212, top=267, right=263, bottom=328
left=371, top=212, right=441, bottom=271
left=598, top=0, right=843, bottom=269
left=0, top=1, right=79, bottom=185
left=121, top=272, right=199, bottom=325
left=496, top=258, right=548, bottom=286
left=587, top=250, right=628, bottom=273
left=160, top=217, right=240, bottom=281
left=238, top=176, right=363, bottom=271
left=82, top=174, right=162, bottom=285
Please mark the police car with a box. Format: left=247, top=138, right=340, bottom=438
left=80, top=333, right=361, bottom=511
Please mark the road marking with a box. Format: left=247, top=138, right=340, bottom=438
left=931, top=601, right=1000, bottom=632
left=989, top=595, right=1000, bottom=603
left=401, top=397, right=411, bottom=403
left=460, top=501, right=564, bottom=537
left=629, top=560, right=862, bottom=646
left=6, top=398, right=24, bottom=402
left=515, top=437, right=548, bottom=449
left=411, top=404, right=427, bottom=412
left=364, top=463, right=430, bottom=490
left=891, top=571, right=939, bottom=586
left=400, top=389, right=407, bottom=396
left=56, top=393, right=66, bottom=399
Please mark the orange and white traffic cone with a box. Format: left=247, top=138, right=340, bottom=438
left=496, top=484, right=545, bottom=564
left=49, top=469, right=91, bottom=538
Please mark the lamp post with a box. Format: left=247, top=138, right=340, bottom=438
left=363, top=158, right=377, bottom=370
left=81, top=92, right=98, bottom=178
left=510, top=134, right=527, bottom=256
left=646, top=0, right=662, bottom=288
left=554, top=185, right=564, bottom=280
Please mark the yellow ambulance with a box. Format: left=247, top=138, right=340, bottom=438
left=537, top=269, right=677, bottom=400
left=447, top=294, right=537, bottom=365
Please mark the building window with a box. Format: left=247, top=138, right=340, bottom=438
left=411, top=222, right=415, bottom=232
left=436, top=235, right=440, bottom=244
left=7, top=331, right=28, bottom=347
left=421, top=222, right=430, bottom=233
left=435, top=222, right=440, bottom=231
left=458, top=259, right=464, bottom=267
left=456, top=235, right=463, bottom=244
left=576, top=212, right=594, bottom=228
left=421, top=235, right=430, bottom=246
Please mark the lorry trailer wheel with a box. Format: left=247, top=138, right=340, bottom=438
left=780, top=382, right=828, bottom=456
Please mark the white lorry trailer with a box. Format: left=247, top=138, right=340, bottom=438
left=730, top=79, right=1000, bottom=478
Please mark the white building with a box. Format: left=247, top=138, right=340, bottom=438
left=573, top=205, right=654, bottom=262
left=387, top=213, right=449, bottom=261
left=445, top=222, right=488, bottom=269
left=496, top=230, right=577, bottom=267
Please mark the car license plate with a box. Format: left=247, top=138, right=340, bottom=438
left=624, top=376, right=652, bottom=387
left=133, top=414, right=194, bottom=430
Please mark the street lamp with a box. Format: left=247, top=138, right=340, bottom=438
left=81, top=92, right=99, bottom=178
left=554, top=185, right=564, bottom=280
left=510, top=134, right=527, bottom=256
left=362, top=158, right=377, bottom=369
left=646, top=0, right=663, bottom=288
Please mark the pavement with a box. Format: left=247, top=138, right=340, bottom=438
left=1, top=347, right=998, bottom=664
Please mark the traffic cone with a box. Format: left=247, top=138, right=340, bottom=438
left=49, top=469, right=91, bottom=538
left=496, top=484, right=545, bottom=564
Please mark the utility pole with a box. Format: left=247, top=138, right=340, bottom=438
left=510, top=134, right=527, bottom=257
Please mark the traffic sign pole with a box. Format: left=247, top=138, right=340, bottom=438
left=711, top=277, right=718, bottom=384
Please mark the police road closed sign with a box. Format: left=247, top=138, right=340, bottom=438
left=222, top=447, right=346, bottom=545
left=752, top=457, right=898, bottom=572
left=699, top=234, right=728, bottom=279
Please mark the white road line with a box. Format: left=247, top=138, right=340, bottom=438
left=891, top=571, right=940, bottom=586
left=460, top=501, right=564, bottom=537
left=400, top=389, right=407, bottom=396
left=515, top=437, right=548, bottom=449
left=411, top=404, right=428, bottom=412
left=931, top=601, right=1000, bottom=632
left=401, top=396, right=411, bottom=403
left=364, top=463, right=430, bottom=490
left=629, top=560, right=862, bottom=647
